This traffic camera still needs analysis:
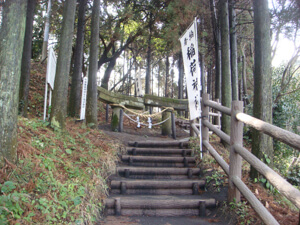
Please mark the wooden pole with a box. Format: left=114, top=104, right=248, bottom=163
left=202, top=93, right=210, bottom=142
left=115, top=198, right=121, bottom=216
left=228, top=101, right=243, bottom=203
left=171, top=112, right=176, bottom=139
left=216, top=99, right=221, bottom=129
left=202, top=120, right=230, bottom=144
left=234, top=143, right=300, bottom=209
left=204, top=99, right=231, bottom=115
left=111, top=106, right=121, bottom=131
left=190, top=119, right=195, bottom=137
left=236, top=112, right=300, bottom=151
left=119, top=108, right=124, bottom=132
left=231, top=176, right=279, bottom=225
left=185, top=109, right=188, bottom=119
left=106, top=104, right=109, bottom=123
left=161, top=108, right=172, bottom=136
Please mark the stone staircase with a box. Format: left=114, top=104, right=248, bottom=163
left=105, top=140, right=217, bottom=217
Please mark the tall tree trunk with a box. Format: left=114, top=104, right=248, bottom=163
left=229, top=0, right=238, bottom=101
left=200, top=22, right=206, bottom=94
left=122, top=51, right=126, bottom=94
left=19, top=0, right=37, bottom=117
left=241, top=51, right=250, bottom=105
left=215, top=31, right=222, bottom=100
left=220, top=0, right=232, bottom=137
left=41, top=0, right=51, bottom=61
left=0, top=0, right=27, bottom=167
left=157, top=62, right=161, bottom=97
left=152, top=65, right=154, bottom=95
left=127, top=58, right=132, bottom=95
left=178, top=52, right=183, bottom=99
left=86, top=0, right=100, bottom=128
left=171, top=69, right=174, bottom=97
left=134, top=57, right=137, bottom=96
left=250, top=0, right=273, bottom=179
left=210, top=0, right=221, bottom=100
left=165, top=55, right=170, bottom=98
left=50, top=0, right=76, bottom=130
left=69, top=0, right=87, bottom=117
left=145, top=12, right=153, bottom=95
left=200, top=54, right=205, bottom=94
left=177, top=53, right=184, bottom=116
left=101, top=57, right=117, bottom=90
left=207, top=64, right=212, bottom=94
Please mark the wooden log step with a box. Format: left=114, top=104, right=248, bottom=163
left=110, top=179, right=205, bottom=189
left=127, top=147, right=193, bottom=156
left=105, top=195, right=215, bottom=209
left=128, top=141, right=189, bottom=148
left=121, top=162, right=195, bottom=168
left=119, top=175, right=197, bottom=179
left=110, top=189, right=195, bottom=195
left=121, top=155, right=196, bottom=163
left=106, top=208, right=202, bottom=216
left=117, top=167, right=200, bottom=176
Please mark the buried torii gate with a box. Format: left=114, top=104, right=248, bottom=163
left=98, top=87, right=189, bottom=138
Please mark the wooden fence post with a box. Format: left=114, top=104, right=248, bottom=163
left=106, top=104, right=109, bottom=123
left=111, top=106, right=121, bottom=131
left=202, top=93, right=209, bottom=142
left=228, top=101, right=244, bottom=203
left=185, top=109, right=189, bottom=119
left=190, top=119, right=195, bottom=137
left=171, top=112, right=176, bottom=139
left=161, top=108, right=172, bottom=136
left=119, top=109, right=124, bottom=132
left=216, top=99, right=221, bottom=129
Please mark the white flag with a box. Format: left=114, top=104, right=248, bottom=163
left=180, top=18, right=201, bottom=120
left=46, top=47, right=57, bottom=90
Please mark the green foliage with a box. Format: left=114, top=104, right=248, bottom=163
left=272, top=65, right=300, bottom=134
left=287, top=165, right=300, bottom=186
left=23, top=119, right=48, bottom=131
left=206, top=171, right=225, bottom=192
left=0, top=117, right=117, bottom=224
left=0, top=192, right=30, bottom=224
left=272, top=65, right=300, bottom=182
left=33, top=175, right=89, bottom=223
left=229, top=200, right=253, bottom=225
left=1, top=181, right=16, bottom=194
left=0, top=182, right=31, bottom=224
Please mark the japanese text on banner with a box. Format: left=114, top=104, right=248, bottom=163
left=180, top=19, right=201, bottom=120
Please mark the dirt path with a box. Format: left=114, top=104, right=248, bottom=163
left=100, top=215, right=229, bottom=225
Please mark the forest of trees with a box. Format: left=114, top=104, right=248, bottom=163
left=0, top=0, right=299, bottom=180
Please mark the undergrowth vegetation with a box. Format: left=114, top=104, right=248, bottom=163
left=0, top=118, right=119, bottom=224
left=190, top=135, right=299, bottom=224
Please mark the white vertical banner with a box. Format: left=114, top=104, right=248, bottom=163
left=46, top=47, right=56, bottom=89
left=180, top=18, right=201, bottom=120
left=180, top=18, right=203, bottom=159
left=80, top=77, right=88, bottom=120
left=43, top=46, right=57, bottom=121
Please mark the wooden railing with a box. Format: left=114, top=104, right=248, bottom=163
left=191, top=93, right=300, bottom=225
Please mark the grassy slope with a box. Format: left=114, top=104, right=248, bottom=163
left=0, top=63, right=119, bottom=224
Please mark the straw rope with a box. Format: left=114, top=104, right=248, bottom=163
left=110, top=104, right=174, bottom=119
left=123, top=112, right=171, bottom=127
